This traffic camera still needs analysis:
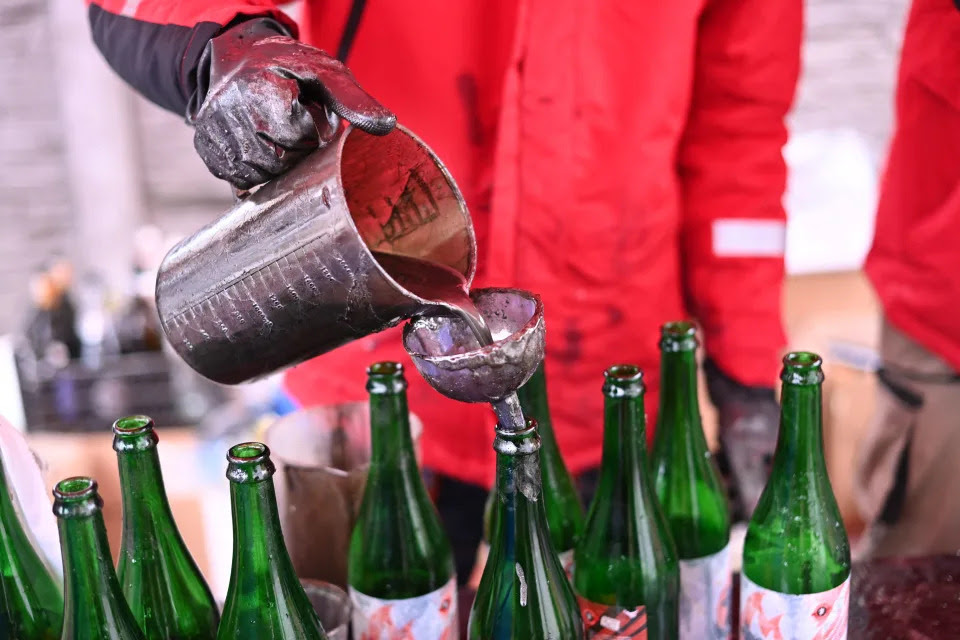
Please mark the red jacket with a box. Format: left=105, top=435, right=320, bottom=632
left=866, top=0, right=960, bottom=372
left=88, top=0, right=800, bottom=487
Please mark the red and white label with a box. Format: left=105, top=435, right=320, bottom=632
left=577, top=596, right=648, bottom=639
left=350, top=577, right=458, bottom=640
left=679, top=543, right=732, bottom=640
left=740, top=574, right=850, bottom=640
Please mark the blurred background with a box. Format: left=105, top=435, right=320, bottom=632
left=0, top=0, right=907, bottom=599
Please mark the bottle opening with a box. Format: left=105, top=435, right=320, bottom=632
left=228, top=442, right=269, bottom=463
left=493, top=418, right=540, bottom=454
left=661, top=320, right=695, bottom=338
left=368, top=361, right=403, bottom=376
left=603, top=365, right=645, bottom=397
left=784, top=351, right=822, bottom=369
left=781, top=351, right=825, bottom=385
left=605, top=365, right=642, bottom=381
left=659, top=321, right=699, bottom=351
left=54, top=477, right=97, bottom=501
left=113, top=415, right=154, bottom=435
left=226, top=442, right=275, bottom=483
left=366, top=361, right=407, bottom=394
left=496, top=418, right=538, bottom=439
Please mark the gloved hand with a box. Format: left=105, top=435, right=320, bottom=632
left=189, top=18, right=396, bottom=190
left=705, top=358, right=780, bottom=522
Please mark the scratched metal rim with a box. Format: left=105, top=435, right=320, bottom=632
left=337, top=123, right=478, bottom=301
left=401, top=287, right=545, bottom=403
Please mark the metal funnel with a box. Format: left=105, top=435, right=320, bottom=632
left=402, top=288, right=544, bottom=430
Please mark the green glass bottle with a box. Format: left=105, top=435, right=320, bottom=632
left=650, top=322, right=731, bottom=639
left=218, top=443, right=326, bottom=640
left=0, top=453, right=62, bottom=639
left=469, top=420, right=583, bottom=640
left=488, top=363, right=584, bottom=573
left=741, top=352, right=851, bottom=639
left=481, top=363, right=584, bottom=576
left=574, top=365, right=679, bottom=640
left=347, top=362, right=458, bottom=638
left=113, top=416, right=218, bottom=639
left=53, top=477, right=145, bottom=640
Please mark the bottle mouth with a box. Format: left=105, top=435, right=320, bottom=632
left=368, top=361, right=403, bottom=376
left=113, top=415, right=154, bottom=435
left=493, top=419, right=541, bottom=455
left=781, top=351, right=825, bottom=385
left=603, top=365, right=645, bottom=397
left=54, top=476, right=97, bottom=500
left=366, top=361, right=407, bottom=394
left=226, top=442, right=276, bottom=483
left=112, top=415, right=159, bottom=452
left=659, top=321, right=699, bottom=352
left=53, top=476, right=103, bottom=518
left=228, top=442, right=270, bottom=464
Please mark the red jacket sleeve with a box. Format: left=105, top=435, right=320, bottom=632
left=677, top=0, right=802, bottom=387
left=86, top=0, right=298, bottom=115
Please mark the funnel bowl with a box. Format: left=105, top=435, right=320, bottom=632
left=402, top=288, right=544, bottom=403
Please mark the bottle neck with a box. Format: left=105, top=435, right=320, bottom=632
left=489, top=428, right=546, bottom=555
left=229, top=477, right=298, bottom=582
left=771, top=382, right=827, bottom=478
left=59, top=510, right=127, bottom=619
left=494, top=442, right=543, bottom=503
left=518, top=364, right=554, bottom=439
left=658, top=349, right=700, bottom=430
left=369, top=391, right=416, bottom=469
left=117, top=445, right=176, bottom=546
left=600, top=392, right=649, bottom=486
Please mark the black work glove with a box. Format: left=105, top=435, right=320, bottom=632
left=704, top=358, right=780, bottom=523
left=189, top=18, right=396, bottom=190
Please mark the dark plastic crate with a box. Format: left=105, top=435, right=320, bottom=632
left=20, top=351, right=182, bottom=433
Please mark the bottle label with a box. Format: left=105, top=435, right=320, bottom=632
left=559, top=548, right=575, bottom=581
left=679, top=543, right=732, bottom=640
left=740, top=574, right=850, bottom=640
left=576, top=596, right=647, bottom=639
left=350, top=577, right=458, bottom=640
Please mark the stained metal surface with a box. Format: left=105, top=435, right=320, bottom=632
left=155, top=124, right=475, bottom=385
left=402, top=288, right=545, bottom=405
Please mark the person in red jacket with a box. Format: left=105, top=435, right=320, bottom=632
left=855, top=0, right=960, bottom=559
left=87, top=0, right=801, bottom=578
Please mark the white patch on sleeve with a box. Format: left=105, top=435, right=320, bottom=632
left=712, top=219, right=786, bottom=257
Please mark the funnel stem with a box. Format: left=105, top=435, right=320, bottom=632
left=492, top=393, right=526, bottom=431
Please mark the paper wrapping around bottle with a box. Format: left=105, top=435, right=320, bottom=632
left=264, top=403, right=422, bottom=588
left=678, top=543, right=732, bottom=640
left=0, top=414, right=61, bottom=577
left=740, top=573, right=850, bottom=640
left=350, top=577, right=458, bottom=640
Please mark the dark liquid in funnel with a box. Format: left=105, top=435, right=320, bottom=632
left=371, top=251, right=493, bottom=345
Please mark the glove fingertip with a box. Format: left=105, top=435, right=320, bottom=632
left=301, top=72, right=397, bottom=137
left=352, top=110, right=397, bottom=137
left=325, top=96, right=396, bottom=136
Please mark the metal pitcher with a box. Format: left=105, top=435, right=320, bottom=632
left=155, top=125, right=476, bottom=385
